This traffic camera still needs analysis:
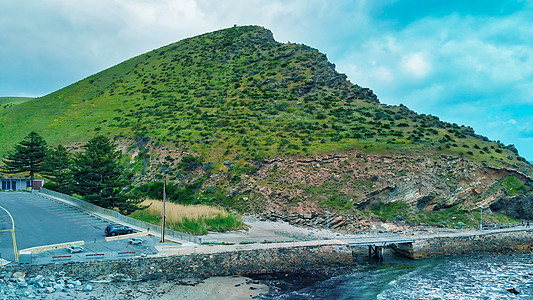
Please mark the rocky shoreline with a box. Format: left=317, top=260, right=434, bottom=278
left=259, top=211, right=364, bottom=232
left=0, top=271, right=268, bottom=299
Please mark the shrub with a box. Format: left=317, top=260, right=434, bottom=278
left=178, top=155, right=203, bottom=172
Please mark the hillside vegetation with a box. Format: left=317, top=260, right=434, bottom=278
left=1, top=26, right=531, bottom=232
left=0, top=26, right=528, bottom=167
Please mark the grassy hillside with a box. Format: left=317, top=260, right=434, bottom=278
left=0, top=26, right=529, bottom=176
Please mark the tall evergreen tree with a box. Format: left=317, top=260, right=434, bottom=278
left=2, top=132, right=48, bottom=189
left=72, top=135, right=140, bottom=213
left=42, top=145, right=73, bottom=193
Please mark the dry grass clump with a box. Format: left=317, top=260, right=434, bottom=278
left=140, top=199, right=229, bottom=223
left=130, top=199, right=245, bottom=235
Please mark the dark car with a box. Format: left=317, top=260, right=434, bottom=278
left=105, top=224, right=133, bottom=236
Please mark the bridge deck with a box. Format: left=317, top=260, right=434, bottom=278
left=347, top=239, right=414, bottom=247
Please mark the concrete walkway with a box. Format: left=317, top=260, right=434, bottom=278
left=338, top=225, right=533, bottom=245
left=151, top=239, right=347, bottom=258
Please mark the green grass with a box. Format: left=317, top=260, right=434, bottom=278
left=416, top=205, right=476, bottom=227
left=174, top=215, right=244, bottom=235
left=501, top=175, right=531, bottom=195
left=371, top=202, right=410, bottom=221
left=129, top=208, right=162, bottom=224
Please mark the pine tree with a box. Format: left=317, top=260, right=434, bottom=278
left=2, top=132, right=48, bottom=189
left=42, top=145, right=73, bottom=193
left=72, top=135, right=140, bottom=214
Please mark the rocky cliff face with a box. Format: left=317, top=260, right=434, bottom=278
left=212, top=151, right=532, bottom=231
left=132, top=139, right=532, bottom=232
left=490, top=195, right=533, bottom=220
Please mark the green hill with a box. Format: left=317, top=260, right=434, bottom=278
left=0, top=26, right=528, bottom=167
left=0, top=26, right=531, bottom=229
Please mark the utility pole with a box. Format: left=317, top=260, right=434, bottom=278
left=161, top=178, right=166, bottom=243
left=479, top=206, right=484, bottom=231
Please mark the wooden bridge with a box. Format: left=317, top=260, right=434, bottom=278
left=347, top=239, right=414, bottom=261
left=340, top=226, right=531, bottom=261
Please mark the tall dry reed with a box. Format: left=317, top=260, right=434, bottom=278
left=140, top=199, right=229, bottom=223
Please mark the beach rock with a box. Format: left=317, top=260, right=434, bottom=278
left=16, top=277, right=27, bottom=288
left=54, top=283, right=65, bottom=291
left=24, top=290, right=36, bottom=298
left=36, top=279, right=45, bottom=288
left=28, top=275, right=41, bottom=285
left=12, top=272, right=26, bottom=279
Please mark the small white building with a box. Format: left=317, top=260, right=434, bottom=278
left=0, top=178, right=44, bottom=191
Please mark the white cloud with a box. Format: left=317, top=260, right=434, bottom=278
left=402, top=52, right=431, bottom=79
left=373, top=66, right=395, bottom=82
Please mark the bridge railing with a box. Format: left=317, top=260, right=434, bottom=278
left=39, top=188, right=200, bottom=244
left=482, top=223, right=522, bottom=230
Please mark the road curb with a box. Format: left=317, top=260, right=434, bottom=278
left=21, top=240, right=85, bottom=254
left=105, top=231, right=149, bottom=242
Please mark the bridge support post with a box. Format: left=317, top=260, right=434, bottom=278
left=368, top=245, right=384, bottom=262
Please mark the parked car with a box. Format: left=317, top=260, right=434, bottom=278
left=67, top=244, right=84, bottom=253
left=129, top=237, right=144, bottom=245
left=105, top=224, right=133, bottom=236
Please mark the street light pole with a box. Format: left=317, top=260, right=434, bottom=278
left=161, top=178, right=166, bottom=243
left=479, top=206, right=484, bottom=231
left=326, top=210, right=332, bottom=240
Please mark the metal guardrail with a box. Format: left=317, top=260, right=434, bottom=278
left=40, top=188, right=200, bottom=244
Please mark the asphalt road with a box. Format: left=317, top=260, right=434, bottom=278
left=0, top=192, right=113, bottom=262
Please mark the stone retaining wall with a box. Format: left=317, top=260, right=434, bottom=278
left=392, top=229, right=533, bottom=259
left=4, top=243, right=353, bottom=280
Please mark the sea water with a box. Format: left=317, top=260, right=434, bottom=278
left=263, top=253, right=533, bottom=299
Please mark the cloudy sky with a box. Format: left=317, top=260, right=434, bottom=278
left=1, top=0, right=532, bottom=161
